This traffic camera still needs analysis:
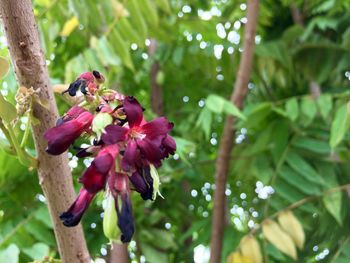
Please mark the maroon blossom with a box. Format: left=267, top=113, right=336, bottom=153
left=102, top=96, right=176, bottom=171
left=59, top=188, right=95, bottom=227
left=79, top=145, right=118, bottom=193
left=45, top=71, right=175, bottom=243
left=44, top=111, right=93, bottom=155
left=108, top=171, right=135, bottom=242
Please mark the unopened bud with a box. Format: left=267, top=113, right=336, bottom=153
left=103, top=193, right=121, bottom=243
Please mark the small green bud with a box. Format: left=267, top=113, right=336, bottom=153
left=103, top=193, right=121, bottom=243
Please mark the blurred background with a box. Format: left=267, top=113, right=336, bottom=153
left=1, top=0, right=350, bottom=262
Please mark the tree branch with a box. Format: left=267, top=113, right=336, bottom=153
left=148, top=39, right=164, bottom=116
left=209, top=1, right=260, bottom=262
left=0, top=1, right=90, bottom=262
left=109, top=243, right=129, bottom=263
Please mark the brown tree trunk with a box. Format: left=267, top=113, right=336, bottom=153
left=148, top=39, right=164, bottom=116
left=209, top=1, right=260, bottom=262
left=109, top=243, right=129, bottom=263
left=0, top=1, right=90, bottom=262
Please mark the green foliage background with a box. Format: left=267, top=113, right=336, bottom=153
left=1, top=0, right=350, bottom=262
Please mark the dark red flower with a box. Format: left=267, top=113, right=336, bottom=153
left=79, top=145, right=119, bottom=193
left=56, top=105, right=87, bottom=126
left=59, top=188, right=95, bottom=227
left=44, top=111, right=93, bottom=155
left=101, top=96, right=176, bottom=171
left=108, top=171, right=135, bottom=242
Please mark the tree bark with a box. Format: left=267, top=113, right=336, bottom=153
left=109, top=243, right=129, bottom=263
left=209, top=1, right=260, bottom=262
left=0, top=1, right=90, bottom=262
left=148, top=39, right=164, bottom=116
left=290, top=3, right=321, bottom=98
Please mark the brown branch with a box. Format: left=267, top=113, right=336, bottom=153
left=109, top=243, right=129, bottom=263
left=209, top=1, right=260, bottom=262
left=0, top=1, right=90, bottom=262
left=148, top=39, right=164, bottom=116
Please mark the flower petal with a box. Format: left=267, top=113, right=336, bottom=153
left=93, top=153, right=114, bottom=174
left=79, top=165, right=108, bottom=193
left=121, top=140, right=141, bottom=171
left=101, top=125, right=128, bottom=145
left=45, top=111, right=93, bottom=155
left=44, top=121, right=84, bottom=155
left=141, top=117, right=173, bottom=139
left=115, top=193, right=135, bottom=243
left=137, top=138, right=162, bottom=166
left=59, top=188, right=95, bottom=227
left=129, top=167, right=153, bottom=200
left=124, top=96, right=143, bottom=128
left=161, top=135, right=176, bottom=158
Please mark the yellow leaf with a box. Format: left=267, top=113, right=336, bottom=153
left=60, top=17, right=79, bottom=37
left=0, top=56, right=10, bottom=79
left=278, top=211, right=305, bottom=249
left=262, top=219, right=297, bottom=260
left=227, top=252, right=253, bottom=263
left=240, top=235, right=263, bottom=263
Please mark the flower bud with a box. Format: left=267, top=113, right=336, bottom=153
left=103, top=193, right=121, bottom=243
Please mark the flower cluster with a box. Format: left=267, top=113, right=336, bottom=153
left=44, top=71, right=176, bottom=243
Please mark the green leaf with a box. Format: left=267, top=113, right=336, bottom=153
left=206, top=94, right=225, bottom=113
left=317, top=94, right=332, bottom=120
left=0, top=94, right=17, bottom=124
left=139, top=0, right=159, bottom=27
left=110, top=29, right=134, bottom=71
left=292, top=137, right=331, bottom=154
left=329, top=103, right=350, bottom=148
left=92, top=36, right=121, bottom=66
left=286, top=151, right=325, bottom=186
left=24, top=219, right=56, bottom=246
left=22, top=243, right=49, bottom=260
left=223, top=100, right=246, bottom=120
left=92, top=113, right=113, bottom=138
left=285, top=98, right=299, bottom=121
left=0, top=57, right=10, bottom=79
left=279, top=166, right=321, bottom=195
left=196, top=107, right=212, bottom=139
left=148, top=229, right=177, bottom=250
left=173, top=137, right=196, bottom=165
left=155, top=0, right=171, bottom=13
left=0, top=244, right=19, bottom=263
left=301, top=96, right=317, bottom=123
left=206, top=94, right=245, bottom=119
left=142, top=244, right=169, bottom=263
left=243, top=102, right=272, bottom=129
left=172, top=46, right=184, bottom=66
left=319, top=164, right=343, bottom=225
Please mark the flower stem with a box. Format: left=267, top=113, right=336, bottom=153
left=7, top=124, right=36, bottom=167
left=20, top=113, right=31, bottom=148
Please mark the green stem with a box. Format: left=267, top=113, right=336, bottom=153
left=7, top=125, right=35, bottom=167
left=0, top=119, right=16, bottom=154
left=20, top=114, right=31, bottom=148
